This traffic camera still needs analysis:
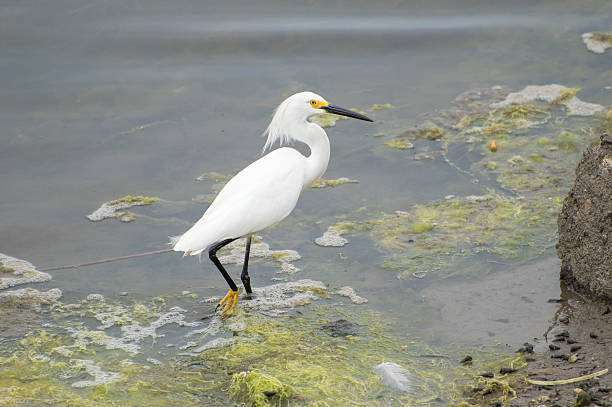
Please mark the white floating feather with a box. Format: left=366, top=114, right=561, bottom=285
left=374, top=362, right=413, bottom=392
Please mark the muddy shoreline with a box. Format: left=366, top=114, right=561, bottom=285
left=504, top=287, right=611, bottom=407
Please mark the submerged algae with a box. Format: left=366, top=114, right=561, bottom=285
left=385, top=139, right=414, bottom=150
left=230, top=371, right=295, bottom=407
left=311, top=177, right=359, bottom=188
left=389, top=125, right=446, bottom=146
left=556, top=131, right=581, bottom=151
left=370, top=103, right=393, bottom=110
left=366, top=85, right=606, bottom=279
left=195, top=306, right=513, bottom=407
left=423, top=126, right=446, bottom=140
left=0, top=275, right=518, bottom=407
left=195, top=171, right=227, bottom=182
left=0, top=331, right=222, bottom=406
left=0, top=292, right=227, bottom=406
left=410, top=221, right=434, bottom=234
left=596, top=106, right=612, bottom=134
left=0, top=263, right=15, bottom=273
left=310, top=113, right=343, bottom=128
left=367, top=194, right=561, bottom=278
left=106, top=195, right=159, bottom=207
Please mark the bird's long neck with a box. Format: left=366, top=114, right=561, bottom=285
left=295, top=122, right=331, bottom=190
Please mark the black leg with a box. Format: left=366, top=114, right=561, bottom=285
left=240, top=235, right=253, bottom=294
left=209, top=238, right=238, bottom=292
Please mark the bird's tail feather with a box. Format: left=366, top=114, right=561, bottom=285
left=170, top=234, right=207, bottom=257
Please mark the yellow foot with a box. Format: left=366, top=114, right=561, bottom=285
left=217, top=289, right=239, bottom=314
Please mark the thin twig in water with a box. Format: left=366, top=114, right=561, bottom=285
left=40, top=248, right=172, bottom=271
left=417, top=354, right=450, bottom=359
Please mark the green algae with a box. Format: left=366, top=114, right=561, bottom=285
left=119, top=212, right=137, bottom=223
left=385, top=139, right=413, bottom=150
left=195, top=171, right=226, bottom=182
left=87, top=195, right=161, bottom=222
left=270, top=250, right=295, bottom=261
left=556, top=131, right=580, bottom=151
left=596, top=106, right=612, bottom=134
left=459, top=355, right=528, bottom=407
left=0, top=336, right=219, bottom=406
left=392, top=125, right=447, bottom=144
left=495, top=103, right=543, bottom=120
left=107, top=195, right=160, bottom=207
left=591, top=32, right=612, bottom=45
left=480, top=124, right=510, bottom=138
left=455, top=114, right=486, bottom=129
left=0, top=296, right=221, bottom=407
left=423, top=126, right=446, bottom=140
left=0, top=264, right=525, bottom=407
left=230, top=371, right=295, bottom=407
left=457, top=103, right=547, bottom=140
left=550, top=87, right=581, bottom=105
left=527, top=153, right=548, bottom=163
left=311, top=177, right=359, bottom=188
left=390, top=102, right=548, bottom=152
left=536, top=137, right=551, bottom=146
left=360, top=86, right=604, bottom=279
left=364, top=194, right=561, bottom=278
left=0, top=262, right=15, bottom=273
left=330, top=221, right=364, bottom=234
left=0, top=290, right=517, bottom=407
left=310, top=113, right=343, bottom=128
left=410, top=221, right=434, bottom=234
left=370, top=103, right=393, bottom=110
left=349, top=107, right=368, bottom=116
left=194, top=308, right=514, bottom=406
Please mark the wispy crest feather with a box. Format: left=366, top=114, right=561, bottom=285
left=262, top=91, right=325, bottom=153
left=263, top=96, right=295, bottom=153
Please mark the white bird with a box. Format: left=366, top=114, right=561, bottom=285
left=172, top=91, right=373, bottom=313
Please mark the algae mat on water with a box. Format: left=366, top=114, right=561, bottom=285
left=0, top=278, right=521, bottom=406
left=340, top=85, right=607, bottom=279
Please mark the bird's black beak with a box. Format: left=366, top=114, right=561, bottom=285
left=322, top=104, right=373, bottom=122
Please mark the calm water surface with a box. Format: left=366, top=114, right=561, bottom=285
left=1, top=0, right=611, bottom=349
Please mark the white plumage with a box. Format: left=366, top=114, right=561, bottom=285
left=173, top=91, right=334, bottom=256
left=172, top=147, right=305, bottom=255
left=171, top=91, right=372, bottom=312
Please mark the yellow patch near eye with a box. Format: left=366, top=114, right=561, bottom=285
left=309, top=100, right=328, bottom=109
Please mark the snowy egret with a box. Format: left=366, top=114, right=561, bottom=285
left=172, top=91, right=373, bottom=313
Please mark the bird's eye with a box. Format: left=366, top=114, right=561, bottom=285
left=310, top=100, right=316, bottom=106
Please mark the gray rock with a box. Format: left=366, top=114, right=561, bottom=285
left=558, top=134, right=612, bottom=300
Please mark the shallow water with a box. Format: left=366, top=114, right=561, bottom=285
left=1, top=0, right=611, bottom=404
